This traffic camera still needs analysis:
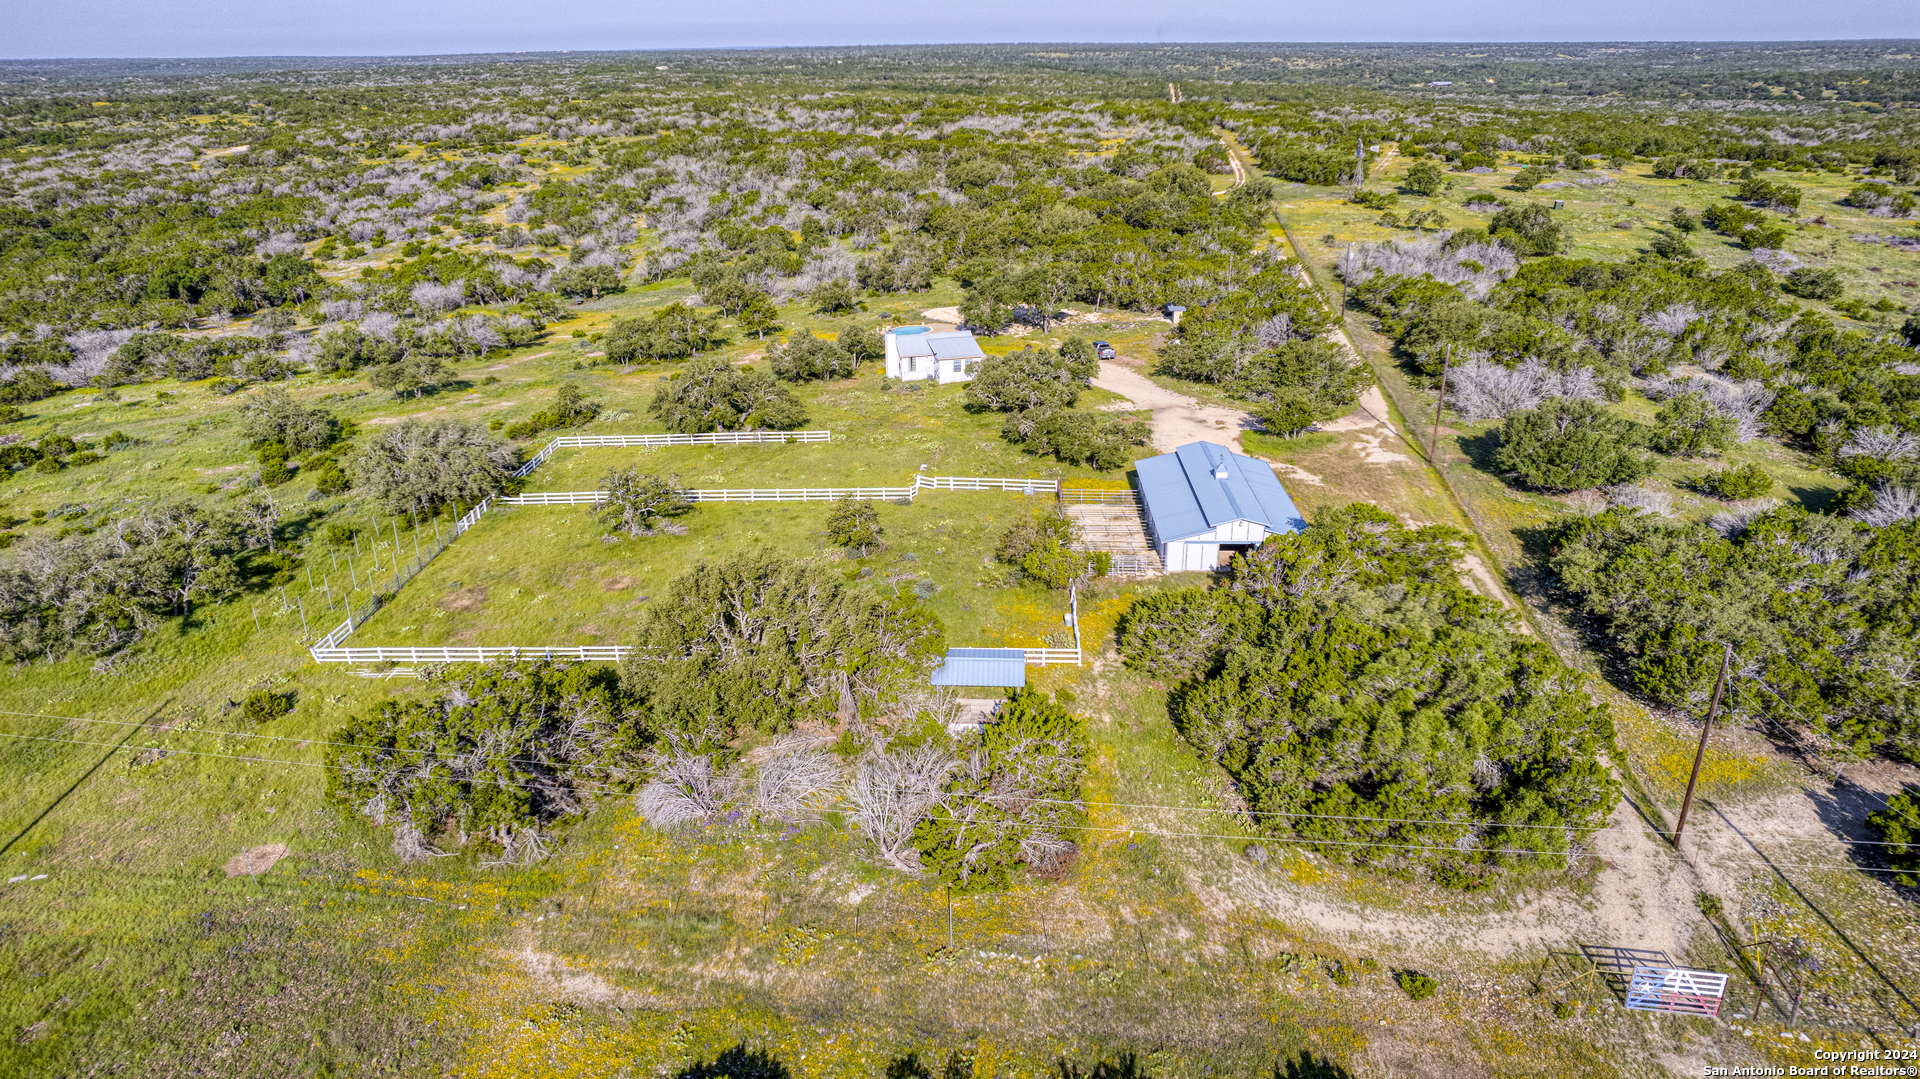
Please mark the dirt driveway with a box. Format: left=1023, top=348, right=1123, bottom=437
left=1091, top=361, right=1254, bottom=453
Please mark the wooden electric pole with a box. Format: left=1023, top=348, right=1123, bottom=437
left=1673, top=642, right=1735, bottom=846
left=1428, top=344, right=1452, bottom=465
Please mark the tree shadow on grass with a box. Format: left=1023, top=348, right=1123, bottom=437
left=1271, top=1050, right=1354, bottom=1079
left=1457, top=428, right=1504, bottom=474
left=674, top=1045, right=791, bottom=1079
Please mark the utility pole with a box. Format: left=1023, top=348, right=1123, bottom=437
left=1341, top=242, right=1354, bottom=318
left=1429, top=344, right=1452, bottom=465
left=1674, top=642, right=1735, bottom=846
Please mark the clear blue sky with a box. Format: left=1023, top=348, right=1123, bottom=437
left=10, top=0, right=1918, bottom=59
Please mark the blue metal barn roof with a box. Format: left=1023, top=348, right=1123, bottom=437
left=1134, top=441, right=1307, bottom=544
left=929, top=647, right=1027, bottom=687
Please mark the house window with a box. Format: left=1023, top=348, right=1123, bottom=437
left=953, top=360, right=962, bottom=373
left=906, top=357, right=916, bottom=372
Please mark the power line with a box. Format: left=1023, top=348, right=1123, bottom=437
left=11, top=714, right=1914, bottom=856
left=0, top=731, right=1600, bottom=861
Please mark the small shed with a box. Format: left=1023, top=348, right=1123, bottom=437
left=1135, top=441, right=1307, bottom=571
left=929, top=647, right=1027, bottom=688
left=885, top=326, right=985, bottom=384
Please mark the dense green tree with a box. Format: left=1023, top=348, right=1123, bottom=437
left=1121, top=504, right=1619, bottom=885
left=770, top=334, right=857, bottom=382
left=1652, top=391, right=1736, bottom=457
left=824, top=494, right=883, bottom=555
left=1401, top=161, right=1445, bottom=196
left=649, top=355, right=808, bottom=432
left=1495, top=398, right=1655, bottom=490
left=325, top=661, right=646, bottom=863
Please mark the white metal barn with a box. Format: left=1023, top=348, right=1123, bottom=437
left=1135, top=441, right=1308, bottom=571
left=884, top=326, right=986, bottom=384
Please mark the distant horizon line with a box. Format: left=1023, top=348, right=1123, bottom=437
left=4, top=38, right=1920, bottom=64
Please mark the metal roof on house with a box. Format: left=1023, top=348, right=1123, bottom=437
left=929, top=647, right=1027, bottom=688
left=892, top=329, right=985, bottom=360
left=1134, top=441, right=1308, bottom=544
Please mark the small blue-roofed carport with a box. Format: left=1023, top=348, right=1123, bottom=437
left=1135, top=441, right=1307, bottom=572
left=930, top=647, right=1027, bottom=687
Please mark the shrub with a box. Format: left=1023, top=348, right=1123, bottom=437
left=505, top=384, right=600, bottom=439
left=912, top=689, right=1087, bottom=891
left=309, top=458, right=351, bottom=495
left=1488, top=203, right=1566, bottom=256
left=1649, top=233, right=1695, bottom=260
left=241, top=689, right=293, bottom=723
left=996, top=509, right=1110, bottom=588
left=1866, top=791, right=1920, bottom=886
left=1510, top=166, right=1551, bottom=191
left=1784, top=268, right=1845, bottom=301
left=1697, top=463, right=1773, bottom=500
left=1495, top=398, right=1655, bottom=491
left=1668, top=207, right=1699, bottom=233
left=1653, top=392, right=1736, bottom=457
left=1397, top=971, right=1439, bottom=1001
left=1402, top=161, right=1445, bottom=196
left=824, top=494, right=883, bottom=554
left=257, top=445, right=294, bottom=486
left=1738, top=177, right=1802, bottom=210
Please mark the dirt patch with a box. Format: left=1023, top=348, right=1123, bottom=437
left=440, top=585, right=488, bottom=612
left=1090, top=361, right=1254, bottom=453
left=516, top=944, right=665, bottom=1009
left=1263, top=460, right=1324, bottom=486
left=194, top=464, right=248, bottom=475
left=223, top=844, right=289, bottom=878
left=918, top=306, right=962, bottom=325
left=601, top=576, right=636, bottom=591
left=1188, top=795, right=1704, bottom=964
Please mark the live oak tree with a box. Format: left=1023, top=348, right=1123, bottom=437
left=347, top=418, right=519, bottom=514
left=594, top=469, right=692, bottom=537
left=621, top=553, right=945, bottom=748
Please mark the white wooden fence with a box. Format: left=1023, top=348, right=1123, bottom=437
left=498, top=475, right=1060, bottom=507
left=307, top=463, right=1086, bottom=667
left=511, top=430, right=833, bottom=478
left=310, top=642, right=1076, bottom=667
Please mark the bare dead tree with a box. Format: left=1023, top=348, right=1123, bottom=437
left=849, top=744, right=956, bottom=872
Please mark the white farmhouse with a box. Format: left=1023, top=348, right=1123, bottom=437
left=1135, top=441, right=1307, bottom=571
left=884, top=325, right=986, bottom=384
